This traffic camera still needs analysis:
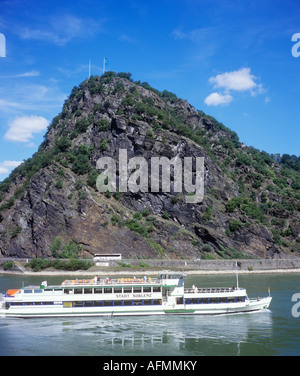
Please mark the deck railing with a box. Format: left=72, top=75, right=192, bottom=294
left=184, top=287, right=245, bottom=294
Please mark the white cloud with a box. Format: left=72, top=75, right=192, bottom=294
left=0, top=160, right=23, bottom=175
left=209, top=67, right=257, bottom=92
left=4, top=115, right=49, bottom=143
left=204, top=92, right=233, bottom=106
left=204, top=67, right=266, bottom=106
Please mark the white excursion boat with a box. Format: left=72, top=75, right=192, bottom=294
left=0, top=271, right=271, bottom=318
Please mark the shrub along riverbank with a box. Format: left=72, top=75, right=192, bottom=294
left=25, top=258, right=93, bottom=272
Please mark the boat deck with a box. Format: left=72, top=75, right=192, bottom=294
left=61, top=277, right=158, bottom=287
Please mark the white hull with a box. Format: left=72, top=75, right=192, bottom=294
left=0, top=297, right=271, bottom=318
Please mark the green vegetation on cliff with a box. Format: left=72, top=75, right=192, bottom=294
left=0, top=72, right=299, bottom=260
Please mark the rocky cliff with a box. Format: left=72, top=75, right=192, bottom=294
left=0, top=72, right=299, bottom=259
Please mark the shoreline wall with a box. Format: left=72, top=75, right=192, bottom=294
left=116, top=258, right=300, bottom=271
left=1, top=257, right=300, bottom=274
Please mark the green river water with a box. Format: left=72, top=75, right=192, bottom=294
left=0, top=272, right=299, bottom=356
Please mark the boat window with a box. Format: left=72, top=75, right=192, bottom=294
left=143, top=299, right=152, bottom=305
left=94, top=301, right=103, bottom=306
left=123, top=300, right=132, bottom=306
left=94, top=288, right=103, bottom=294
left=103, top=300, right=113, bottom=306
left=24, top=290, right=33, bottom=294
left=133, top=300, right=143, bottom=306
left=74, top=288, right=83, bottom=294
left=209, top=298, right=218, bottom=304
left=152, top=299, right=162, bottom=305
left=114, top=300, right=123, bottom=306
left=84, top=288, right=92, bottom=294
left=64, top=289, right=70, bottom=294
left=218, top=297, right=227, bottom=303
left=74, top=301, right=83, bottom=307
left=133, top=287, right=142, bottom=293
left=123, top=287, right=132, bottom=294
left=83, top=301, right=93, bottom=307
left=42, top=302, right=54, bottom=305
left=236, top=296, right=245, bottom=302
left=143, top=287, right=151, bottom=293
left=104, top=288, right=112, bottom=294
left=199, top=298, right=208, bottom=304
left=34, top=289, right=43, bottom=294
left=176, top=297, right=184, bottom=304
left=114, top=287, right=122, bottom=294
left=153, top=287, right=161, bottom=293
left=227, top=297, right=236, bottom=303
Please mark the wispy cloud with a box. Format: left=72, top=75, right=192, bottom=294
left=172, top=27, right=215, bottom=43
left=119, top=34, right=137, bottom=44
left=0, top=83, right=67, bottom=113
left=17, top=14, right=102, bottom=46
left=0, top=70, right=40, bottom=79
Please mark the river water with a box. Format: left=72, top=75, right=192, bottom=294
left=0, top=273, right=299, bottom=356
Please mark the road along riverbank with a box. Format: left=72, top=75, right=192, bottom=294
left=1, top=258, right=300, bottom=276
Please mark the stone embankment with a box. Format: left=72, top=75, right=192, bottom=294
left=114, top=258, right=300, bottom=274
left=2, top=257, right=300, bottom=275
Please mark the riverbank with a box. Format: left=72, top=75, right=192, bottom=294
left=1, top=268, right=300, bottom=276
left=1, top=258, right=300, bottom=276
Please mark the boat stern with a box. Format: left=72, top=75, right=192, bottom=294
left=0, top=294, right=6, bottom=317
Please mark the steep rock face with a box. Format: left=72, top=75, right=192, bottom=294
left=0, top=73, right=299, bottom=259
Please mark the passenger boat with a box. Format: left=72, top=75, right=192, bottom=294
left=0, top=272, right=271, bottom=318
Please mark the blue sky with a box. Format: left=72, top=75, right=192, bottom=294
left=0, top=0, right=300, bottom=180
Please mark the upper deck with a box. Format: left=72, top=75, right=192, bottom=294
left=61, top=276, right=157, bottom=287
left=61, top=272, right=185, bottom=288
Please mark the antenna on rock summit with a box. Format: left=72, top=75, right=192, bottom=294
left=103, top=57, right=109, bottom=74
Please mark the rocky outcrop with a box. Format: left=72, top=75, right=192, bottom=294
left=0, top=73, right=299, bottom=259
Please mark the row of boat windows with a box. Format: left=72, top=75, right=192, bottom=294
left=8, top=299, right=163, bottom=308
left=177, top=296, right=246, bottom=304
left=7, top=296, right=245, bottom=309
left=68, top=286, right=161, bottom=294
left=35, top=286, right=162, bottom=294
